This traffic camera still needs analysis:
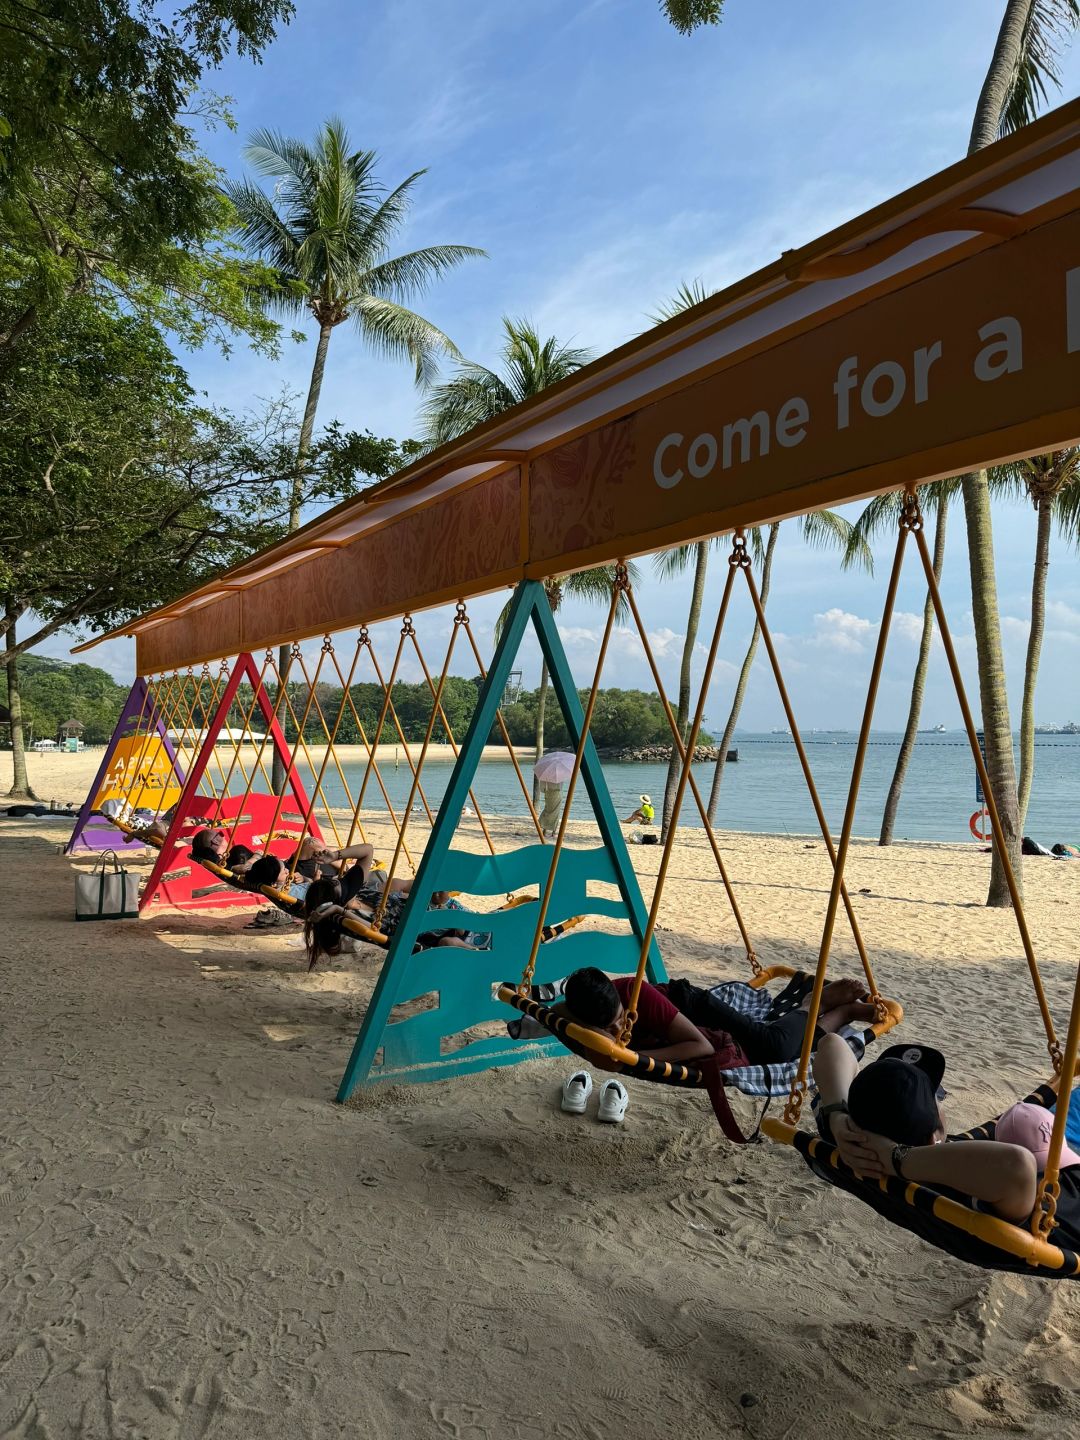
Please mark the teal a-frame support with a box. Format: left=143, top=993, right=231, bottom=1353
left=336, top=581, right=666, bottom=1101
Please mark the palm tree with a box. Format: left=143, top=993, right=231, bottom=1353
left=963, top=1, right=1079, bottom=904
left=647, top=282, right=716, bottom=838
left=652, top=540, right=713, bottom=838
left=227, top=118, right=483, bottom=786
left=703, top=511, right=872, bottom=826
left=422, top=319, right=629, bottom=802
left=847, top=480, right=962, bottom=845
left=991, top=450, right=1080, bottom=826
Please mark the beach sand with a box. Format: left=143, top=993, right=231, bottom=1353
left=2, top=752, right=1079, bottom=1437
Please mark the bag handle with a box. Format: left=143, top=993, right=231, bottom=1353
left=95, top=849, right=123, bottom=874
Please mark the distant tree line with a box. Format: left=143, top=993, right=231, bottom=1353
left=0, top=656, right=129, bottom=746
left=0, top=658, right=693, bottom=756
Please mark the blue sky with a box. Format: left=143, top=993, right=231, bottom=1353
left=63, top=0, right=1080, bottom=729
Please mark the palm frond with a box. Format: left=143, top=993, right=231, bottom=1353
left=352, top=296, right=463, bottom=386
left=800, top=508, right=873, bottom=574
left=999, top=0, right=1080, bottom=137
left=422, top=317, right=591, bottom=444
left=361, top=245, right=487, bottom=303
left=1055, top=472, right=1080, bottom=548
left=223, top=179, right=305, bottom=280
left=652, top=543, right=700, bottom=579
left=419, top=367, right=516, bottom=447
left=647, top=278, right=714, bottom=326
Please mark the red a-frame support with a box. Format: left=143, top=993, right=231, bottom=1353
left=141, top=653, right=322, bottom=913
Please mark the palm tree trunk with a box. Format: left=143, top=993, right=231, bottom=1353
left=962, top=11, right=1033, bottom=902
left=706, top=523, right=780, bottom=825
left=880, top=495, right=949, bottom=845
left=5, top=613, right=37, bottom=800
left=1018, top=494, right=1052, bottom=827
left=661, top=542, right=709, bottom=840
left=273, top=322, right=334, bottom=794
left=533, top=659, right=549, bottom=809
left=969, top=0, right=1034, bottom=150
left=962, top=469, right=1023, bottom=905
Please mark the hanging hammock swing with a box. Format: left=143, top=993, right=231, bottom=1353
left=497, top=531, right=903, bottom=1140
left=100, top=612, right=586, bottom=950
left=759, top=489, right=1080, bottom=1277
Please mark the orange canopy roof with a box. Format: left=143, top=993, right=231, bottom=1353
left=78, top=98, right=1080, bottom=671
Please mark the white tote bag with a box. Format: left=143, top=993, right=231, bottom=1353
left=75, top=850, right=140, bottom=921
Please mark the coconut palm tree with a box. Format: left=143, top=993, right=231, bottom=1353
left=646, top=282, right=717, bottom=837
left=846, top=480, right=962, bottom=846
left=647, top=283, right=871, bottom=833
left=228, top=119, right=483, bottom=513
left=963, top=0, right=1079, bottom=903
left=991, top=450, right=1080, bottom=826
left=422, top=319, right=632, bottom=802
left=227, top=118, right=483, bottom=787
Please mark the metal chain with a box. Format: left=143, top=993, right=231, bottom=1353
left=729, top=529, right=752, bottom=569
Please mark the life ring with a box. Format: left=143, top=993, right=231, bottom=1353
left=969, top=807, right=991, bottom=842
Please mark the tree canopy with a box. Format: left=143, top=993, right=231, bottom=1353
left=0, top=1, right=296, bottom=356
left=0, top=293, right=417, bottom=661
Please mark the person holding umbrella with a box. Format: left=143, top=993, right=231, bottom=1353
left=533, top=751, right=574, bottom=841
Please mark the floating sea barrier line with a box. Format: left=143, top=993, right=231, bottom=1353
left=751, top=739, right=1079, bottom=748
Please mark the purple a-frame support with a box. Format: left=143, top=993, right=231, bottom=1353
left=65, top=678, right=184, bottom=853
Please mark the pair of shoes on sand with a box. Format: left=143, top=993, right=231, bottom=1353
left=560, top=1071, right=628, bottom=1123
left=244, top=907, right=292, bottom=930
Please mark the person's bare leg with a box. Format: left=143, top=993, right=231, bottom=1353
left=809, top=978, right=868, bottom=1011
left=817, top=1000, right=879, bottom=1034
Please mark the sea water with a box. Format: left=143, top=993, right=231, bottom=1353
left=287, top=733, right=1080, bottom=846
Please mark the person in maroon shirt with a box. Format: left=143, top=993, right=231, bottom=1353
left=559, top=967, right=877, bottom=1068
left=558, top=968, right=715, bottom=1068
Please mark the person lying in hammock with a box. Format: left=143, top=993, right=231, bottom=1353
left=559, top=968, right=878, bottom=1069
left=300, top=861, right=420, bottom=966
left=812, top=1033, right=1080, bottom=1241
left=190, top=828, right=372, bottom=892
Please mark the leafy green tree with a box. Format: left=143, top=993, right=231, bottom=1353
left=422, top=318, right=631, bottom=804
left=0, top=297, right=414, bottom=792
left=0, top=1, right=294, bottom=357
left=660, top=1, right=725, bottom=34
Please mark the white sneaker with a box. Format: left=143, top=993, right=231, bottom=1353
left=597, top=1078, right=629, bottom=1124
left=560, top=1070, right=593, bottom=1114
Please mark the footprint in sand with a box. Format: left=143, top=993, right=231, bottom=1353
left=0, top=1347, right=50, bottom=1433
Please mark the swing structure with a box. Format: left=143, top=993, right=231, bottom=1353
left=74, top=103, right=1080, bottom=1269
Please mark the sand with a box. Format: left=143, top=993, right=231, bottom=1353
left=2, top=751, right=1080, bottom=1438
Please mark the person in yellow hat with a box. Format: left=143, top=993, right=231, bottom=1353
left=624, top=793, right=654, bottom=825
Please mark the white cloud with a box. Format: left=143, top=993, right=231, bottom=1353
left=807, top=608, right=876, bottom=654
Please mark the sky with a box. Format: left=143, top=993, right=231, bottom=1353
left=56, top=0, right=1080, bottom=730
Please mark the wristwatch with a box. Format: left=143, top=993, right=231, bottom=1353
left=891, top=1143, right=912, bottom=1177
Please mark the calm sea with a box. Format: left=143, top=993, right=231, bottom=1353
left=291, top=733, right=1080, bottom=846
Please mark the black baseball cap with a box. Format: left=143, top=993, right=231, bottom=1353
left=847, top=1044, right=946, bottom=1146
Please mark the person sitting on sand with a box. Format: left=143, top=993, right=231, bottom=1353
left=553, top=968, right=878, bottom=1123
left=624, top=794, right=655, bottom=826
left=812, top=1034, right=1080, bottom=1242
